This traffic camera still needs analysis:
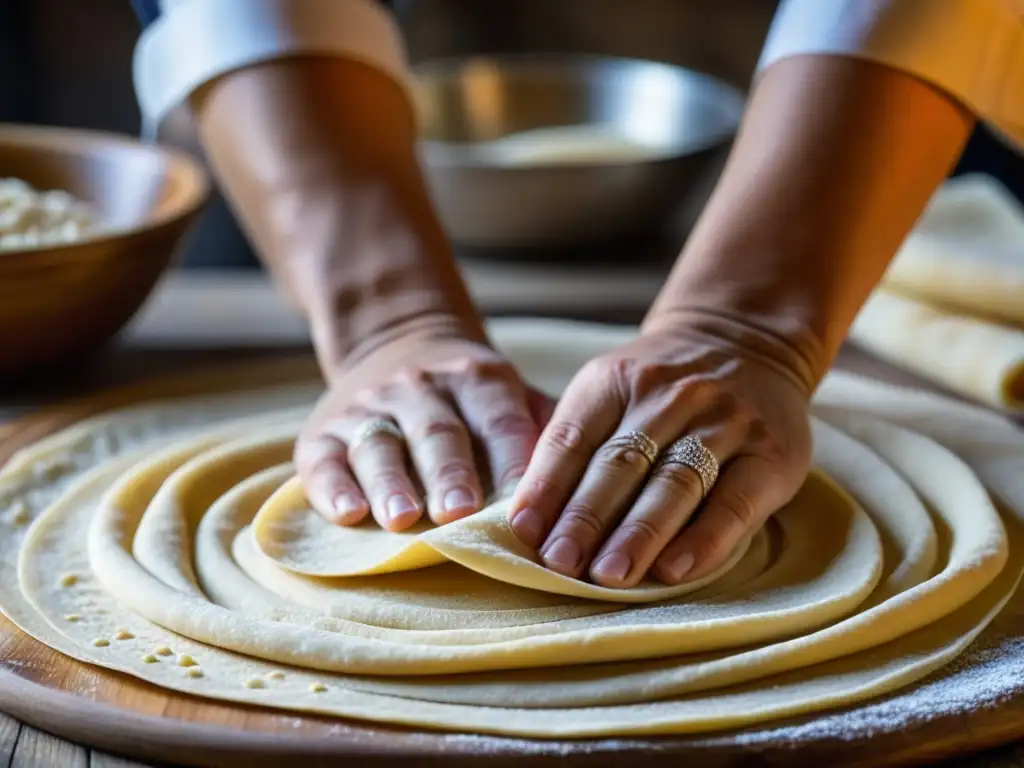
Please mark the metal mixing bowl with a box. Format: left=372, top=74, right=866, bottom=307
left=416, top=55, right=745, bottom=248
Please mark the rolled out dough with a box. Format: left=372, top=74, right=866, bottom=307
left=882, top=174, right=1024, bottom=325
left=0, top=318, right=1022, bottom=739
left=850, top=289, right=1024, bottom=412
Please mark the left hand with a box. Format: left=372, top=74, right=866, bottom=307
left=507, top=321, right=813, bottom=588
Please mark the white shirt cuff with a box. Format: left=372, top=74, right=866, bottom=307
left=133, top=0, right=417, bottom=131
left=758, top=0, right=1024, bottom=148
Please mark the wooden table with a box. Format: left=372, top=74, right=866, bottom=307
left=2, top=269, right=1023, bottom=767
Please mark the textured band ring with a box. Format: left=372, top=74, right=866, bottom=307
left=622, top=430, right=660, bottom=466
left=658, top=435, right=720, bottom=498
left=348, top=417, right=404, bottom=456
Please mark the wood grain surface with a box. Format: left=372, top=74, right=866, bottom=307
left=3, top=350, right=1024, bottom=768
left=1, top=713, right=150, bottom=768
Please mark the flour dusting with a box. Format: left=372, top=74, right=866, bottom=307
left=394, top=605, right=1024, bottom=757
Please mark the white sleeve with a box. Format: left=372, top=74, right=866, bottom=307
left=757, top=0, right=1024, bottom=148
left=132, top=0, right=416, bottom=133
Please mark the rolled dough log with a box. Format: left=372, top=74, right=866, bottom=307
left=849, top=289, right=1024, bottom=412
left=883, top=174, right=1024, bottom=325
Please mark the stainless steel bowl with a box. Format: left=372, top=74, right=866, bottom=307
left=416, top=55, right=745, bottom=248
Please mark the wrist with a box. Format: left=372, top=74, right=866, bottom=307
left=312, top=307, right=487, bottom=382
left=299, top=224, right=486, bottom=378
left=193, top=56, right=488, bottom=377
left=644, top=55, right=971, bottom=394
left=643, top=296, right=828, bottom=397
left=278, top=175, right=485, bottom=378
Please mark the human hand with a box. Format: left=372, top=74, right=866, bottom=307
left=506, top=319, right=813, bottom=588
left=297, top=329, right=553, bottom=531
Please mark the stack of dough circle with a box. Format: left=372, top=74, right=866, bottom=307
left=2, top=319, right=1023, bottom=738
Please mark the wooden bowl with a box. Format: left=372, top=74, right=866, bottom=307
left=0, top=124, right=209, bottom=379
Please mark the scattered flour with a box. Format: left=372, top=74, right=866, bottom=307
left=390, top=619, right=1024, bottom=759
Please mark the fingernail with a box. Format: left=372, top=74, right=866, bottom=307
left=666, top=552, right=695, bottom=583
left=509, top=507, right=544, bottom=546
left=386, top=494, right=419, bottom=524
left=592, top=551, right=631, bottom=584
left=443, top=487, right=477, bottom=514
left=334, top=494, right=364, bottom=523
left=543, top=537, right=581, bottom=572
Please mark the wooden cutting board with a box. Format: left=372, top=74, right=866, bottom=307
left=4, top=352, right=1024, bottom=768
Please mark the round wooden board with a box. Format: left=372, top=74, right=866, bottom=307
left=3, top=357, right=1024, bottom=768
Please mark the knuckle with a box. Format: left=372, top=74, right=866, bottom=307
left=357, top=385, right=388, bottom=406
left=494, top=462, right=530, bottom=489
left=394, top=366, right=431, bottom=388
left=654, top=463, right=705, bottom=497
left=428, top=459, right=475, bottom=485
left=579, top=355, right=613, bottom=379
left=412, top=419, right=467, bottom=443
left=614, top=518, right=663, bottom=547
left=340, top=404, right=372, bottom=420
left=466, top=357, right=516, bottom=382
left=449, top=354, right=512, bottom=383
left=755, top=432, right=794, bottom=466
left=630, top=366, right=661, bottom=398
left=716, top=489, right=759, bottom=528
left=558, top=504, right=606, bottom=539
left=368, top=468, right=410, bottom=491
left=485, top=410, right=536, bottom=439
left=346, top=433, right=398, bottom=462
left=670, top=376, right=716, bottom=405
left=579, top=355, right=630, bottom=393
left=607, top=358, right=637, bottom=396
left=710, top=389, right=742, bottom=417
left=294, top=434, right=339, bottom=469
left=448, top=356, right=477, bottom=378
left=718, top=396, right=761, bottom=430
left=632, top=363, right=683, bottom=400
left=522, top=474, right=571, bottom=502
left=319, top=414, right=359, bottom=437
left=544, top=421, right=587, bottom=455
left=596, top=439, right=651, bottom=473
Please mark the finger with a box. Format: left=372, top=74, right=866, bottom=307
left=455, top=371, right=542, bottom=499
left=294, top=433, right=369, bottom=525
left=387, top=387, right=484, bottom=526
left=589, top=425, right=742, bottom=588
left=537, top=430, right=657, bottom=578
left=526, top=387, right=557, bottom=430
left=507, top=368, right=622, bottom=550
left=323, top=418, right=423, bottom=532
left=534, top=383, right=714, bottom=580
left=652, top=455, right=790, bottom=585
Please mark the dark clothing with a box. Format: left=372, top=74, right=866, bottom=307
left=129, top=0, right=395, bottom=28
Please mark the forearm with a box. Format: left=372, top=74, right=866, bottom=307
left=646, top=55, right=974, bottom=392
left=190, top=57, right=484, bottom=377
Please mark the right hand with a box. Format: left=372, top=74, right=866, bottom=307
left=296, top=329, right=554, bottom=531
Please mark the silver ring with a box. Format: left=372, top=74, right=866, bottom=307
left=657, top=435, right=720, bottom=498
left=348, top=417, right=403, bottom=456
left=622, top=430, right=660, bottom=466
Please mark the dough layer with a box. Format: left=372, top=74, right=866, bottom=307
left=0, top=319, right=1022, bottom=738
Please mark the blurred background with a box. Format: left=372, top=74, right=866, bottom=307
left=3, top=0, right=1020, bottom=270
